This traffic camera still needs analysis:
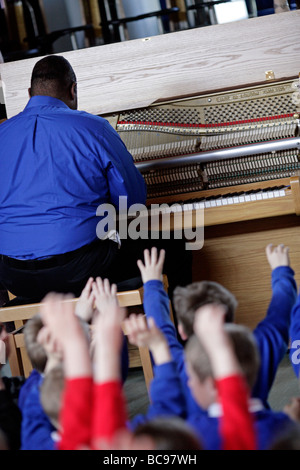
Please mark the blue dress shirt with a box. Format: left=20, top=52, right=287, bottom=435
left=0, top=96, right=147, bottom=259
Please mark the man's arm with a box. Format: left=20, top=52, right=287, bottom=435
left=101, top=121, right=147, bottom=208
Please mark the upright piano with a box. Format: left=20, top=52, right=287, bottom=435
left=1, top=10, right=300, bottom=328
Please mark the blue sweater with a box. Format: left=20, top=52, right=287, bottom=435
left=19, top=373, right=56, bottom=450
left=129, top=353, right=295, bottom=450
left=288, top=288, right=300, bottom=378
left=142, top=266, right=297, bottom=415
left=186, top=394, right=294, bottom=450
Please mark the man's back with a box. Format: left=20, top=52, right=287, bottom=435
left=0, top=95, right=146, bottom=260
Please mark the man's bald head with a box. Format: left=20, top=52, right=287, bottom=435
left=29, top=55, right=78, bottom=110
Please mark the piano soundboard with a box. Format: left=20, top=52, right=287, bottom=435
left=105, top=78, right=300, bottom=213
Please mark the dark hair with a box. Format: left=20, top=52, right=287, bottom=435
left=173, top=281, right=237, bottom=337
left=30, top=55, right=76, bottom=97
left=134, top=416, right=202, bottom=450
left=269, top=424, right=300, bottom=450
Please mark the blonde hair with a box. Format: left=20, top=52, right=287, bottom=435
left=24, top=314, right=47, bottom=373
left=40, top=364, right=65, bottom=429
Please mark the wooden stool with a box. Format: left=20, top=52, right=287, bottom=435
left=0, top=275, right=173, bottom=392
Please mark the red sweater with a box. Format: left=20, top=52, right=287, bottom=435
left=216, top=375, right=256, bottom=450
left=58, top=378, right=128, bottom=450
left=58, top=374, right=256, bottom=450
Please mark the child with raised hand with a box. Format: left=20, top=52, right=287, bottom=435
left=184, top=314, right=296, bottom=450
left=39, top=282, right=132, bottom=450
left=138, top=243, right=297, bottom=412
left=90, top=277, right=129, bottom=448
left=137, top=247, right=185, bottom=371
left=124, top=305, right=256, bottom=450
left=123, top=312, right=201, bottom=449
left=39, top=292, right=93, bottom=450
left=251, top=243, right=297, bottom=404
left=20, top=317, right=65, bottom=450
left=192, top=303, right=256, bottom=450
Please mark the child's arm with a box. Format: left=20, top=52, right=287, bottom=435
left=75, top=277, right=96, bottom=323
left=91, top=278, right=129, bottom=449
left=124, top=313, right=187, bottom=429
left=194, top=305, right=256, bottom=450
left=40, top=293, right=92, bottom=379
left=39, top=293, right=93, bottom=450
left=137, top=248, right=184, bottom=367
left=252, top=244, right=297, bottom=403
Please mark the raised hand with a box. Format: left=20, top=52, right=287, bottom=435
left=75, top=277, right=96, bottom=322
left=123, top=313, right=171, bottom=366
left=39, top=292, right=92, bottom=378
left=137, top=247, right=165, bottom=283
left=265, top=243, right=290, bottom=271
left=193, top=303, right=240, bottom=379
left=91, top=277, right=126, bottom=382
left=92, top=277, right=118, bottom=315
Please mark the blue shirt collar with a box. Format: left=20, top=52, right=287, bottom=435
left=24, top=95, right=70, bottom=111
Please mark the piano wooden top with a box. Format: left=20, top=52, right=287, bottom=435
left=0, top=10, right=299, bottom=119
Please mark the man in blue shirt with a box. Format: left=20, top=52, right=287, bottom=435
left=0, top=55, right=149, bottom=302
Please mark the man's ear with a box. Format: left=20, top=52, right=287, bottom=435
left=28, top=87, right=32, bottom=98
left=178, top=322, right=188, bottom=341
left=70, top=82, right=77, bottom=100
left=69, top=81, right=78, bottom=110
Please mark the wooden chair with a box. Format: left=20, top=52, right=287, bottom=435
left=0, top=274, right=173, bottom=392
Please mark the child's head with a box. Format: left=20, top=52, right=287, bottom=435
left=185, top=323, right=260, bottom=409
left=133, top=416, right=202, bottom=450
left=24, top=314, right=47, bottom=373
left=269, top=424, right=300, bottom=450
left=40, top=364, right=64, bottom=430
left=173, top=281, right=237, bottom=340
